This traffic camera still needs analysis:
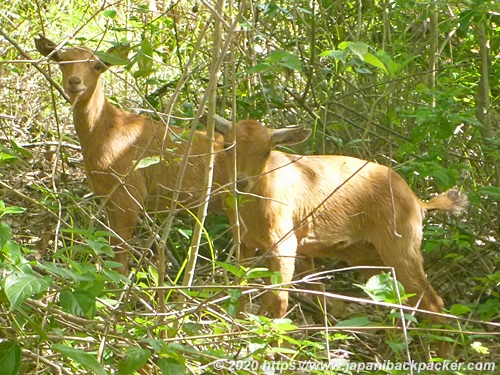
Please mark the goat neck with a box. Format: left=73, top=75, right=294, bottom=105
left=71, top=80, right=117, bottom=150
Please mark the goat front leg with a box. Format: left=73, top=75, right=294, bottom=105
left=259, top=233, right=298, bottom=318
left=106, top=196, right=140, bottom=274
left=236, top=242, right=258, bottom=316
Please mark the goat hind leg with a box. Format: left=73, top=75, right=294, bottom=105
left=375, top=237, right=445, bottom=323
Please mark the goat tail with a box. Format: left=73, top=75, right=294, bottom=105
left=421, top=189, right=468, bottom=215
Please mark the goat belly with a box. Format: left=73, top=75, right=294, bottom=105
left=297, top=233, right=358, bottom=258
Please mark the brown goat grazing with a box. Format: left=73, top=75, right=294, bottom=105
left=35, top=36, right=230, bottom=274
left=228, top=119, right=468, bottom=322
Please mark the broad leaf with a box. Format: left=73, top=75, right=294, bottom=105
left=248, top=62, right=271, bottom=74
left=376, top=50, right=401, bottom=77
left=215, top=261, right=243, bottom=277
left=319, top=49, right=347, bottom=60
left=335, top=316, right=373, bottom=327
left=0, top=222, right=12, bottom=249
left=347, top=41, right=368, bottom=59
left=2, top=240, right=23, bottom=265
left=134, top=156, right=161, bottom=171
left=157, top=358, right=186, bottom=375
left=450, top=303, right=472, bottom=316
left=103, top=9, right=117, bottom=18
left=268, top=50, right=302, bottom=71
left=0, top=341, right=21, bottom=375
left=357, top=273, right=409, bottom=304
left=386, top=339, right=406, bottom=353
left=52, top=344, right=108, bottom=375
left=363, top=52, right=388, bottom=74
left=246, top=267, right=274, bottom=280
left=479, top=186, right=500, bottom=200
left=85, top=237, right=114, bottom=257
left=270, top=271, right=283, bottom=285
left=95, top=51, right=129, bottom=66
left=38, top=262, right=80, bottom=280
left=0, top=202, right=26, bottom=216
left=117, top=347, right=151, bottom=375
left=60, top=290, right=97, bottom=319
left=3, top=273, right=52, bottom=311
left=133, top=37, right=154, bottom=78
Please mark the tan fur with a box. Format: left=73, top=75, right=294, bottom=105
left=35, top=36, right=230, bottom=273
left=230, top=120, right=468, bottom=322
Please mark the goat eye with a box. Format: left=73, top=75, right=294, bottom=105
left=94, top=62, right=105, bottom=72
left=264, top=150, right=271, bottom=158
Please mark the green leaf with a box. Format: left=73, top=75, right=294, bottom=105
left=117, top=347, right=151, bottom=375
left=132, top=68, right=156, bottom=79
left=1, top=205, right=26, bottom=216
left=319, top=49, right=348, bottom=61
left=363, top=52, right=388, bottom=74
left=389, top=311, right=418, bottom=323
left=268, top=50, right=302, bottom=71
left=248, top=62, right=272, bottom=74
left=347, top=41, right=368, bottom=60
left=10, top=139, right=32, bottom=158
left=249, top=50, right=302, bottom=73
left=38, top=262, right=81, bottom=280
left=0, top=341, right=21, bottom=375
left=457, top=9, right=476, bottom=38
left=0, top=222, right=13, bottom=249
left=135, top=37, right=154, bottom=77
left=134, top=156, right=161, bottom=171
left=3, top=273, right=52, bottom=311
left=2, top=240, right=24, bottom=265
left=335, top=316, right=373, bottom=327
left=0, top=152, right=17, bottom=164
left=429, top=167, right=459, bottom=191
left=60, top=290, right=97, bottom=319
left=271, top=318, right=297, bottom=333
left=103, top=9, right=117, bottom=18
left=477, top=298, right=500, bottom=321
left=52, top=344, right=108, bottom=375
left=357, top=273, right=409, bottom=304
left=157, top=358, right=186, bottom=375
left=395, top=55, right=419, bottom=75
left=270, top=271, right=282, bottom=285
left=85, top=237, right=113, bottom=257
left=224, top=289, right=242, bottom=316
left=386, top=339, right=406, bottom=353
left=337, top=41, right=350, bottom=50
left=478, top=186, right=500, bottom=200
left=96, top=51, right=130, bottom=66
left=449, top=303, right=471, bottom=316
left=216, top=261, right=244, bottom=277
left=62, top=227, right=93, bottom=236
left=376, top=50, right=401, bottom=77
left=141, top=339, right=167, bottom=353
left=246, top=267, right=274, bottom=280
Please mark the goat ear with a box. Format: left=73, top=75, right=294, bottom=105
left=199, top=113, right=232, bottom=136
left=213, top=115, right=232, bottom=135
left=271, top=126, right=311, bottom=146
left=34, top=35, right=61, bottom=61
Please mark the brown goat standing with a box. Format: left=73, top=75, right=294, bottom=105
left=35, top=36, right=230, bottom=274
left=228, top=119, right=467, bottom=322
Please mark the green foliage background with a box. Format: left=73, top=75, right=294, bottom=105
left=0, top=0, right=499, bottom=374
